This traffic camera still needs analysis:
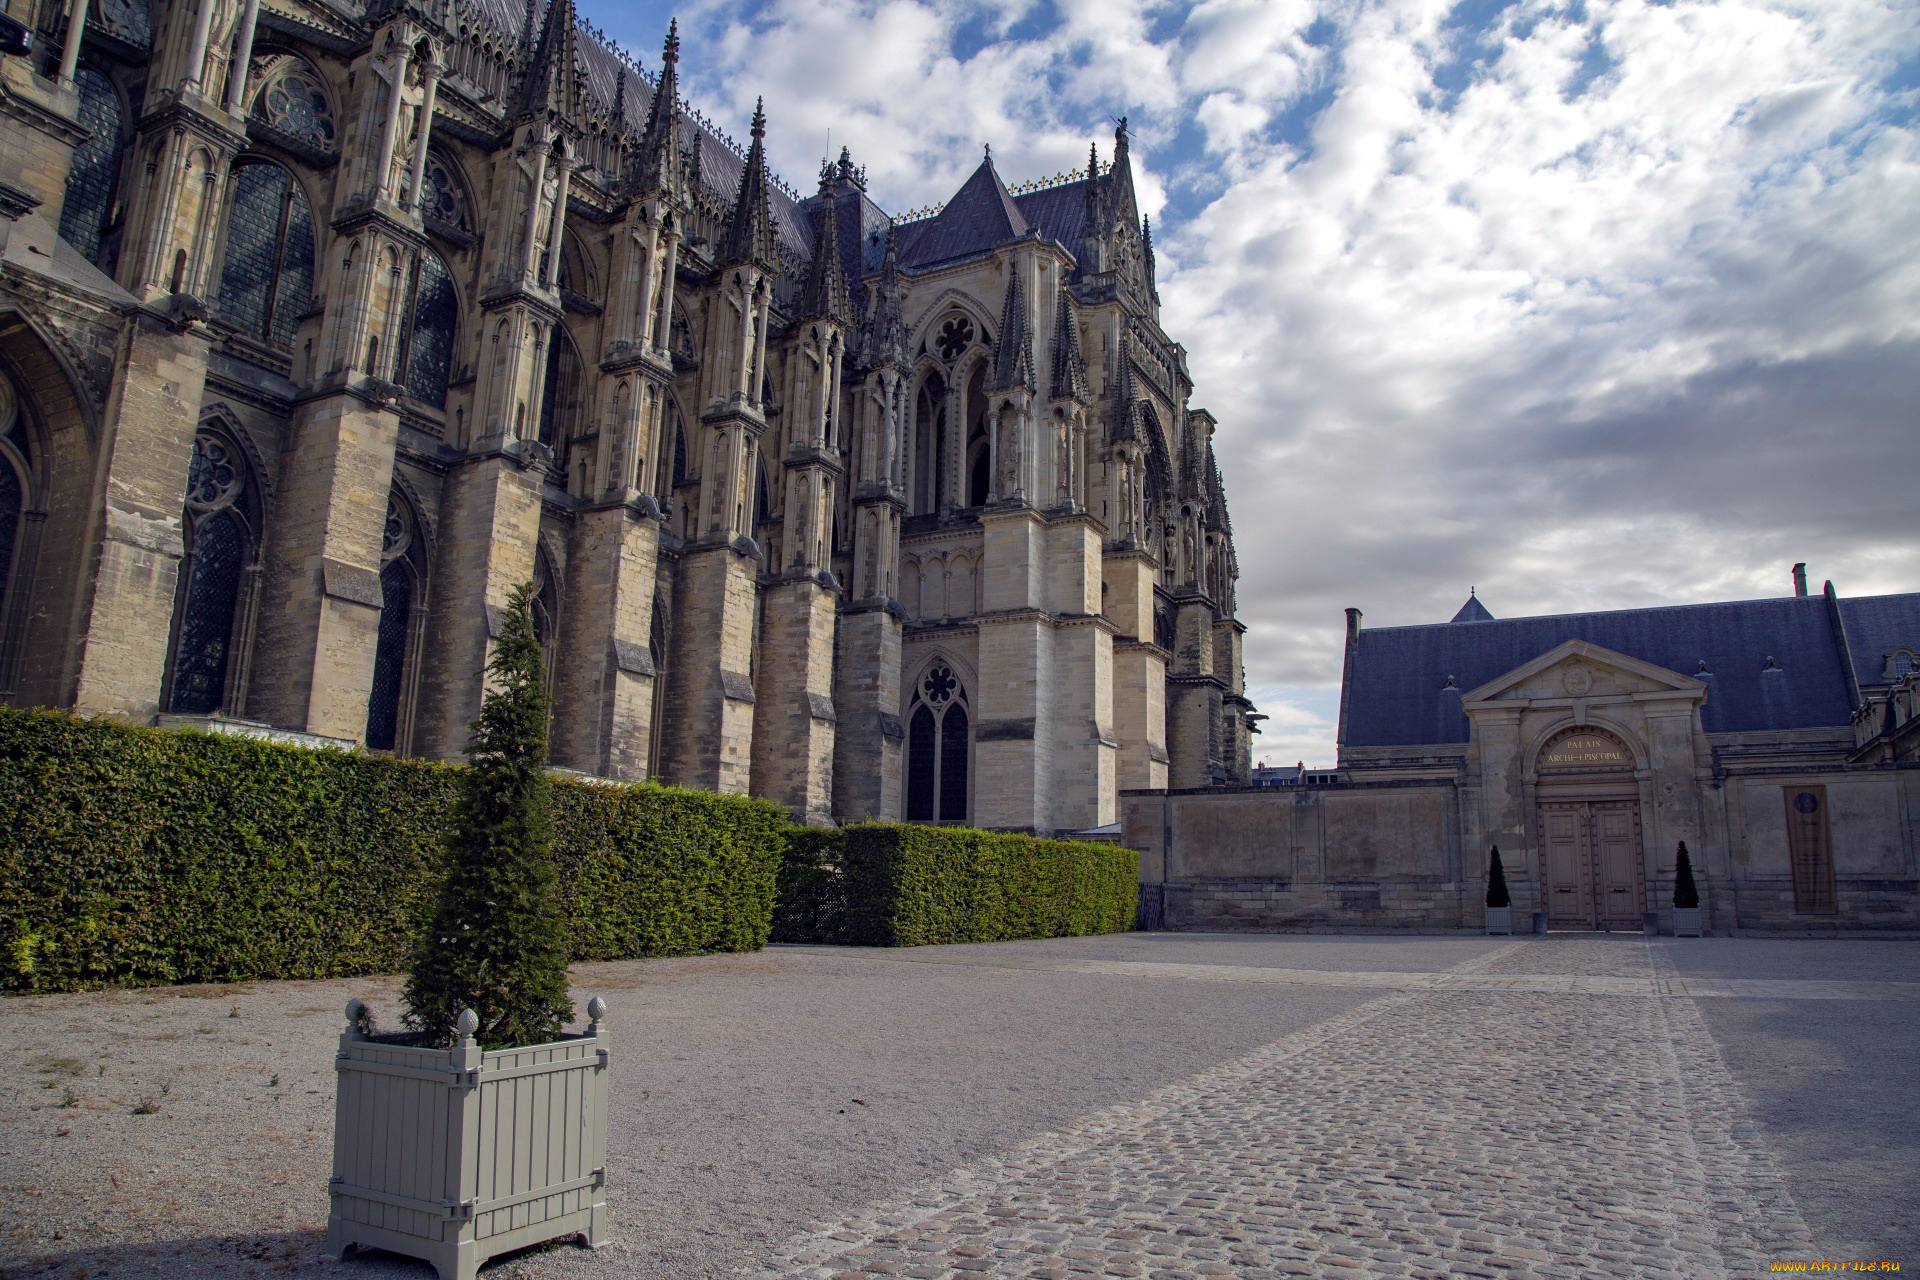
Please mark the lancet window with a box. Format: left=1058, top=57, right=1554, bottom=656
left=59, top=66, right=125, bottom=269
left=216, top=162, right=315, bottom=348
left=537, top=327, right=583, bottom=449
left=165, top=430, right=262, bottom=716
left=364, top=489, right=429, bottom=753
left=905, top=662, right=970, bottom=824
left=913, top=372, right=946, bottom=515
left=0, top=375, right=41, bottom=696
left=396, top=248, right=457, bottom=407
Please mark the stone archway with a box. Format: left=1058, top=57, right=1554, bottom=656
left=1534, top=727, right=1644, bottom=930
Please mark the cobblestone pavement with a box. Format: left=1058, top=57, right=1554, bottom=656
left=796, top=945, right=1920, bottom=1001
left=764, top=939, right=1820, bottom=1280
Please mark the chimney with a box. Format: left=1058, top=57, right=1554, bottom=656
left=1792, top=563, right=1807, bottom=597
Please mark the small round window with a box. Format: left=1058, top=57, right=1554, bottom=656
left=935, top=316, right=974, bottom=362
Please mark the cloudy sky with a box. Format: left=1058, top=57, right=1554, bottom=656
left=584, top=0, right=1920, bottom=766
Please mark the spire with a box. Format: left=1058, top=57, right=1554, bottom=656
left=633, top=20, right=681, bottom=195
left=799, top=180, right=850, bottom=323
left=718, top=97, right=776, bottom=267
left=1204, top=445, right=1231, bottom=533
left=859, top=224, right=907, bottom=368
left=513, top=0, right=582, bottom=125
left=1107, top=337, right=1138, bottom=443
left=989, top=261, right=1035, bottom=391
left=1049, top=283, right=1090, bottom=403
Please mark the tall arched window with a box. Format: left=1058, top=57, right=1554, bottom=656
left=395, top=248, right=457, bottom=407
left=530, top=547, right=559, bottom=654
left=537, top=326, right=582, bottom=448
left=216, top=163, right=315, bottom=347
left=250, top=61, right=336, bottom=152
left=913, top=372, right=945, bottom=515
left=59, top=66, right=125, bottom=269
left=0, top=374, right=41, bottom=695
left=166, top=431, right=260, bottom=715
left=365, top=489, right=428, bottom=752
left=965, top=363, right=989, bottom=507
left=905, top=661, right=969, bottom=823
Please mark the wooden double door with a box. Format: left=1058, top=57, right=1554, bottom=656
left=1539, top=797, right=1644, bottom=930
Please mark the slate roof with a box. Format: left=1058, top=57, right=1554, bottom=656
left=899, top=157, right=1029, bottom=268
left=1450, top=592, right=1494, bottom=623
left=1340, top=593, right=1920, bottom=748
left=1014, top=181, right=1088, bottom=262
left=1838, top=592, right=1920, bottom=687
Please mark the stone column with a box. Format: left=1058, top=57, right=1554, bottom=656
left=403, top=59, right=441, bottom=208
left=57, top=0, right=87, bottom=88
left=222, top=0, right=261, bottom=112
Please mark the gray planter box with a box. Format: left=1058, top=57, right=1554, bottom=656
left=1484, top=905, right=1512, bottom=935
left=1672, top=906, right=1703, bottom=937
left=326, top=999, right=610, bottom=1280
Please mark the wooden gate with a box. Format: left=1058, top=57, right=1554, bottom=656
left=1535, top=727, right=1645, bottom=931
left=1540, top=799, right=1644, bottom=930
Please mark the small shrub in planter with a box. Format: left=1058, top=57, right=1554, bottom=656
left=1671, top=841, right=1703, bottom=936
left=328, top=585, right=609, bottom=1280
left=1484, top=846, right=1513, bottom=935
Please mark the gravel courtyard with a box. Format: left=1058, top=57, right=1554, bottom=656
left=2, top=933, right=1914, bottom=1280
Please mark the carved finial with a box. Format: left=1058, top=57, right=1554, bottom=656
left=1088, top=142, right=1099, bottom=179
left=663, top=16, right=679, bottom=65
left=344, top=998, right=369, bottom=1028
left=984, top=141, right=992, bottom=160
left=455, top=1008, right=479, bottom=1037
left=750, top=96, right=765, bottom=141
left=587, top=996, right=607, bottom=1026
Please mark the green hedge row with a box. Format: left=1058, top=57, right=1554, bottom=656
left=774, top=823, right=1137, bottom=946
left=0, top=707, right=789, bottom=992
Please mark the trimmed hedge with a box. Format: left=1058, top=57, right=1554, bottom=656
left=0, top=707, right=789, bottom=992
left=774, top=823, right=1137, bottom=946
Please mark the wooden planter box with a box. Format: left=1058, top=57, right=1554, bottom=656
left=326, top=1000, right=609, bottom=1280
left=1484, top=905, right=1513, bottom=935
left=1672, top=906, right=1703, bottom=937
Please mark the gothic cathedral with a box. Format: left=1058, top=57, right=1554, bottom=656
left=0, top=0, right=1254, bottom=830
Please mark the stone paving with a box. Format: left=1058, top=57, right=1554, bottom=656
left=798, top=945, right=1920, bottom=1001
left=763, top=939, right=1820, bottom=1280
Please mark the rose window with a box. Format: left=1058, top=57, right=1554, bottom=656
left=257, top=68, right=335, bottom=150
left=936, top=316, right=974, bottom=362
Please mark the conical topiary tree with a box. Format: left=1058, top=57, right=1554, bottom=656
left=1485, top=845, right=1511, bottom=909
left=1673, top=841, right=1700, bottom=909
left=404, top=582, right=573, bottom=1049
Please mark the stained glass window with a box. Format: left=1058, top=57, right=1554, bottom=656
left=59, top=67, right=123, bottom=268
left=217, top=163, right=314, bottom=348
left=0, top=457, right=21, bottom=620
left=99, top=0, right=152, bottom=46
left=402, top=249, right=456, bottom=407
left=906, top=704, right=936, bottom=821
left=537, top=329, right=580, bottom=448
left=364, top=559, right=413, bottom=751
left=167, top=510, right=245, bottom=714
left=418, top=155, right=470, bottom=230
left=939, top=702, right=969, bottom=822
left=905, top=664, right=969, bottom=824
left=253, top=65, right=335, bottom=150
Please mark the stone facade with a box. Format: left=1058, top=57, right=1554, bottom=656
left=1126, top=588, right=1920, bottom=933
left=0, top=0, right=1251, bottom=832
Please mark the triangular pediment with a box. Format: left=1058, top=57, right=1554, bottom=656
left=1463, top=639, right=1706, bottom=705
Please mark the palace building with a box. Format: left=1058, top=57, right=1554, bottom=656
left=0, top=0, right=1254, bottom=829
left=1125, top=579, right=1920, bottom=933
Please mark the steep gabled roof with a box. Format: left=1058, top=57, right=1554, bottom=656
left=898, top=155, right=1029, bottom=269
left=1838, top=592, right=1920, bottom=687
